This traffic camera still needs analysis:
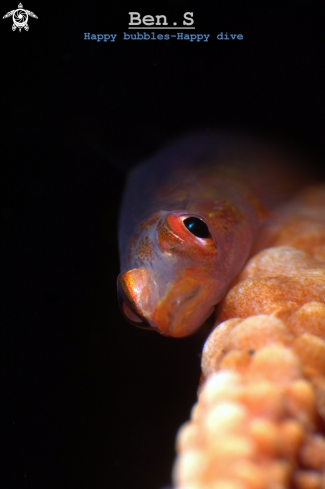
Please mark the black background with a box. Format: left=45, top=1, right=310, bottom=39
left=2, top=1, right=325, bottom=488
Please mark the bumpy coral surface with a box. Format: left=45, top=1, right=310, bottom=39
left=173, top=184, right=325, bottom=489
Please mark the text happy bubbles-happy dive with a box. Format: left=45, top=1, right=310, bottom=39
left=83, top=32, right=243, bottom=42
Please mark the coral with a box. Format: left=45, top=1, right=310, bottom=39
left=173, top=184, right=325, bottom=489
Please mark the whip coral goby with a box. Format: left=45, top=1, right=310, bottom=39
left=117, top=130, right=308, bottom=337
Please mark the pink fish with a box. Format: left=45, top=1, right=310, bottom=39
left=117, top=130, right=306, bottom=337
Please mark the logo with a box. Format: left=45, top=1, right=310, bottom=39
left=3, top=3, right=38, bottom=32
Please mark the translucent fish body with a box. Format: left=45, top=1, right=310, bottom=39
left=118, top=131, right=304, bottom=337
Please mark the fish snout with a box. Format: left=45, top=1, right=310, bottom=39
left=117, top=268, right=156, bottom=330
left=118, top=268, right=221, bottom=337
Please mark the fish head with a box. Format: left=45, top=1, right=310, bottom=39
left=117, top=211, right=228, bottom=337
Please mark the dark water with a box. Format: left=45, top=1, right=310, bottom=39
left=2, top=2, right=325, bottom=488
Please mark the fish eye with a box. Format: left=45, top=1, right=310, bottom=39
left=117, top=281, right=153, bottom=330
left=183, top=217, right=210, bottom=239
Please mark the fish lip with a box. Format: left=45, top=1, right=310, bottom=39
left=117, top=268, right=155, bottom=328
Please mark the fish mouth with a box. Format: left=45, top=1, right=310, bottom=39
left=118, top=267, right=221, bottom=337
left=117, top=268, right=158, bottom=331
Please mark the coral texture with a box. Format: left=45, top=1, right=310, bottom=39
left=173, top=184, right=325, bottom=489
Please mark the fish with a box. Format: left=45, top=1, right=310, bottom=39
left=117, top=130, right=307, bottom=338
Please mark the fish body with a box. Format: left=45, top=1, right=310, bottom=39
left=117, top=130, right=304, bottom=337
